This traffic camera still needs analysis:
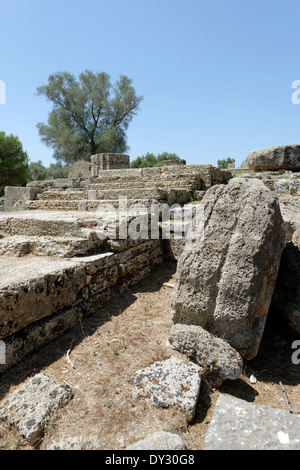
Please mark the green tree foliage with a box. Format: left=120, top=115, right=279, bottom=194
left=0, top=132, right=28, bottom=196
left=27, top=160, right=69, bottom=182
left=47, top=162, right=69, bottom=179
left=131, top=152, right=180, bottom=168
left=217, top=157, right=235, bottom=169
left=27, top=160, right=48, bottom=181
left=36, top=71, right=143, bottom=165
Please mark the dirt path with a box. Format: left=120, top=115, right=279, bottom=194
left=0, top=261, right=299, bottom=450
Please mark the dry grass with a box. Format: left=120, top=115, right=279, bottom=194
left=0, top=261, right=299, bottom=450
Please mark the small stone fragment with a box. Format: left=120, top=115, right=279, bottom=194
left=0, top=373, right=73, bottom=443
left=131, top=356, right=201, bottom=422
left=126, top=431, right=187, bottom=450
left=169, top=324, right=243, bottom=387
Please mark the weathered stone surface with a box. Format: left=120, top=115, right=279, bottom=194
left=48, top=437, right=84, bottom=450
left=0, top=373, right=73, bottom=443
left=0, top=234, right=104, bottom=258
left=0, top=208, right=166, bottom=372
left=163, top=159, right=186, bottom=166
left=280, top=196, right=300, bottom=242
left=172, top=178, right=285, bottom=360
left=168, top=324, right=243, bottom=387
left=47, top=436, right=99, bottom=450
left=0, top=211, right=85, bottom=237
left=4, top=186, right=42, bottom=211
left=20, top=163, right=231, bottom=212
left=131, top=356, right=201, bottom=422
left=203, top=395, right=300, bottom=450
left=126, top=431, right=187, bottom=450
left=160, top=205, right=202, bottom=261
left=270, top=240, right=300, bottom=334
left=91, top=153, right=130, bottom=175
left=88, top=164, right=230, bottom=191
left=289, top=178, right=300, bottom=195
left=246, top=145, right=300, bottom=171
left=0, top=307, right=83, bottom=374
left=0, top=253, right=117, bottom=339
left=68, top=160, right=91, bottom=178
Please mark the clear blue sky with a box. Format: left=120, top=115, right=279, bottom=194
left=1, top=0, right=300, bottom=167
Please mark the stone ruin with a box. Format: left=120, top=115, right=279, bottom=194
left=91, top=153, right=130, bottom=174
left=0, top=154, right=232, bottom=374
left=0, top=149, right=300, bottom=450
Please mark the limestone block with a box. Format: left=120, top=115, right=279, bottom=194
left=4, top=186, right=42, bottom=211
left=0, top=307, right=83, bottom=374
left=172, top=178, right=285, bottom=360
left=279, top=196, right=300, bottom=243
left=68, top=160, right=91, bottom=178
left=0, top=253, right=116, bottom=339
left=47, top=436, right=99, bottom=450
left=0, top=234, right=104, bottom=258
left=246, top=145, right=300, bottom=171
left=0, top=373, right=73, bottom=443
left=163, top=159, right=186, bottom=166
left=126, top=432, right=187, bottom=450
left=131, top=356, right=201, bottom=422
left=289, top=179, right=300, bottom=195
left=169, top=324, right=243, bottom=387
left=91, top=153, right=130, bottom=175
left=203, top=395, right=300, bottom=450
left=0, top=212, right=84, bottom=237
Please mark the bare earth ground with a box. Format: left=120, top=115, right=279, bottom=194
left=0, top=261, right=299, bottom=451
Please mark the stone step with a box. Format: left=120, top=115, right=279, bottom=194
left=0, top=211, right=85, bottom=236
left=87, top=178, right=202, bottom=191
left=37, top=187, right=168, bottom=201
left=0, top=233, right=104, bottom=258
left=0, top=253, right=117, bottom=340
left=26, top=198, right=166, bottom=212
left=37, top=190, right=87, bottom=201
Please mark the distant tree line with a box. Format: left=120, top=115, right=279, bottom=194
left=27, top=160, right=69, bottom=182
left=0, top=131, right=69, bottom=196
left=217, top=157, right=235, bottom=169
left=0, top=132, right=28, bottom=196
left=130, top=152, right=180, bottom=168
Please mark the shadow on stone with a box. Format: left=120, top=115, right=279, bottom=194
left=218, top=378, right=258, bottom=402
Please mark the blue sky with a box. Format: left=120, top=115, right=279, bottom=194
left=1, top=0, right=300, bottom=167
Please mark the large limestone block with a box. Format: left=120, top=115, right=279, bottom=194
left=0, top=253, right=116, bottom=339
left=68, top=160, right=91, bottom=178
left=203, top=395, right=300, bottom=450
left=172, top=178, right=285, bottom=360
left=246, top=145, right=300, bottom=171
left=0, top=373, right=73, bottom=443
left=4, top=186, right=42, bottom=211
left=169, top=324, right=243, bottom=387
